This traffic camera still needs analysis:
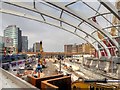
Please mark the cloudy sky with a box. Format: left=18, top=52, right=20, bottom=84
left=0, top=1, right=86, bottom=52
left=0, top=0, right=115, bottom=52
left=1, top=14, right=87, bottom=52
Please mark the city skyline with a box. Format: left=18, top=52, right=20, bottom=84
left=1, top=20, right=85, bottom=52
left=0, top=1, right=116, bottom=52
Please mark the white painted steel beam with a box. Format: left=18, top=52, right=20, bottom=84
left=44, top=1, right=119, bottom=51
left=81, top=1, right=119, bottom=32
left=98, top=0, right=120, bottom=20
left=103, top=25, right=120, bottom=30
left=2, top=1, right=113, bottom=57
left=65, top=0, right=79, bottom=7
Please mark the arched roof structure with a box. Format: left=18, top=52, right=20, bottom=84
left=0, top=0, right=120, bottom=58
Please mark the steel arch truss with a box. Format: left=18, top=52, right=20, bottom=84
left=1, top=0, right=120, bottom=58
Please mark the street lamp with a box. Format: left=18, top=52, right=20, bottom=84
left=58, top=55, right=64, bottom=73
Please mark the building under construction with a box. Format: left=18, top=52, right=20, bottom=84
left=0, top=0, right=120, bottom=90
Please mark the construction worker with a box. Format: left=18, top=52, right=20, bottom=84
left=36, top=64, right=42, bottom=73
left=68, top=66, right=73, bottom=72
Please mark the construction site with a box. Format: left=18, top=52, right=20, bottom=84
left=0, top=0, right=120, bottom=90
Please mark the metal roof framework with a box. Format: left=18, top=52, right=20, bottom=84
left=1, top=0, right=120, bottom=58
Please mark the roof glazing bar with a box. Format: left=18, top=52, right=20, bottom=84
left=44, top=1, right=119, bottom=50
left=74, top=20, right=84, bottom=32
left=2, top=8, right=101, bottom=57
left=3, top=1, right=116, bottom=57
left=40, top=13, right=46, bottom=21
left=102, top=25, right=120, bottom=30
left=3, top=1, right=103, bottom=48
left=65, top=0, right=79, bottom=7
left=60, top=10, right=63, bottom=26
left=81, top=1, right=119, bottom=32
left=98, top=0, right=120, bottom=20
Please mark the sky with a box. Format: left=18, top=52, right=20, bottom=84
left=0, top=0, right=116, bottom=52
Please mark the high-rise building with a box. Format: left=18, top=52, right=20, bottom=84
left=28, top=47, right=33, bottom=52
left=33, top=42, right=40, bottom=52
left=72, top=43, right=79, bottom=53
left=4, top=25, right=22, bottom=53
left=78, top=44, right=83, bottom=53
left=22, top=36, right=28, bottom=52
left=0, top=36, right=14, bottom=55
left=64, top=43, right=95, bottom=54
left=64, top=45, right=73, bottom=53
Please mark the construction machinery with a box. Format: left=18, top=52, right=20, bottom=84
left=72, top=80, right=119, bottom=90
left=37, top=41, right=46, bottom=68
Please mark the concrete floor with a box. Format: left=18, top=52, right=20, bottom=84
left=0, top=69, right=21, bottom=89
left=42, top=59, right=58, bottom=77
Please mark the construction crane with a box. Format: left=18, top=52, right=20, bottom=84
left=37, top=41, right=46, bottom=68
left=40, top=41, right=43, bottom=53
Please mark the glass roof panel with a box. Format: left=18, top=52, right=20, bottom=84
left=44, top=15, right=60, bottom=26
left=96, top=16, right=111, bottom=29
left=36, top=2, right=61, bottom=19
left=80, top=0, right=101, bottom=13
left=2, top=2, right=27, bottom=14
left=68, top=1, right=96, bottom=18
left=79, top=22, right=96, bottom=34
left=98, top=4, right=110, bottom=14
left=75, top=29, right=87, bottom=37
left=62, top=12, right=82, bottom=26
left=108, top=0, right=116, bottom=6
left=2, top=2, right=45, bottom=21
left=62, top=23, right=76, bottom=32
left=1, top=0, right=119, bottom=57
